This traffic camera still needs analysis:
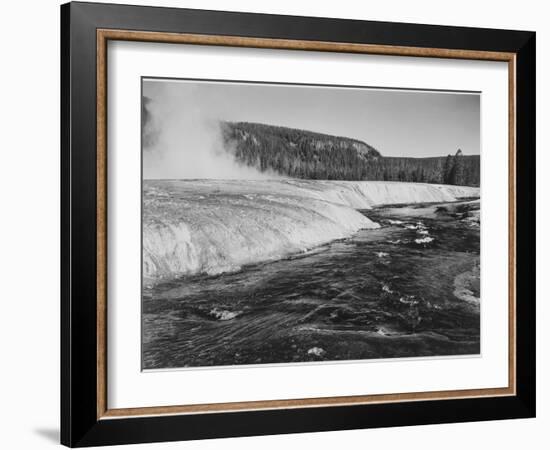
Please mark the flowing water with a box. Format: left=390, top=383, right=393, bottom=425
left=142, top=196, right=480, bottom=369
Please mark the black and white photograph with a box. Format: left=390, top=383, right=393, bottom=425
left=141, top=78, right=482, bottom=370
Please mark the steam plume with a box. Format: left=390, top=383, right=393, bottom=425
left=142, top=80, right=275, bottom=180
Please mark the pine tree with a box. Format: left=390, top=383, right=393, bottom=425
left=453, top=149, right=464, bottom=185
left=443, top=154, right=453, bottom=184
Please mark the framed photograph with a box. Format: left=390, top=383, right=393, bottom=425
left=61, top=2, right=536, bottom=447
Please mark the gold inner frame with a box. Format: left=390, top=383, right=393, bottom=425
left=96, top=29, right=517, bottom=420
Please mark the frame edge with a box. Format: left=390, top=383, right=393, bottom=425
left=61, top=2, right=536, bottom=446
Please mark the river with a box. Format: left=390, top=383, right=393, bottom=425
left=142, top=198, right=480, bottom=369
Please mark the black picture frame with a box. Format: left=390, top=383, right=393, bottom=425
left=61, top=1, right=536, bottom=447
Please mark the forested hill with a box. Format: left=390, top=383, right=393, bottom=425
left=222, top=121, right=479, bottom=186
left=221, top=121, right=381, bottom=180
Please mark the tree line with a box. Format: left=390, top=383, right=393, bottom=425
left=380, top=151, right=479, bottom=185
left=222, top=121, right=479, bottom=186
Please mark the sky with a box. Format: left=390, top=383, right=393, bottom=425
left=142, top=78, right=480, bottom=179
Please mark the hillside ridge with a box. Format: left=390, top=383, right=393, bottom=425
left=222, top=121, right=479, bottom=186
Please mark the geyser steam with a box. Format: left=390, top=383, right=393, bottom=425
left=142, top=80, right=274, bottom=180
